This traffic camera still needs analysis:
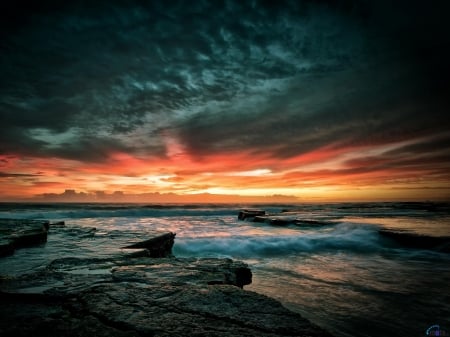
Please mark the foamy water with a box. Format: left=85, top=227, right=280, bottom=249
left=1, top=202, right=449, bottom=337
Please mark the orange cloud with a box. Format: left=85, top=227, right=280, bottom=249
left=1, top=134, right=449, bottom=203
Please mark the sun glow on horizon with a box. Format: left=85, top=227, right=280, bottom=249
left=1, top=1, right=449, bottom=203
left=1, top=134, right=449, bottom=203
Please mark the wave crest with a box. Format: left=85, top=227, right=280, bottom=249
left=174, top=223, right=381, bottom=257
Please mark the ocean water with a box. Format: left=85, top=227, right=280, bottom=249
left=0, top=202, right=449, bottom=337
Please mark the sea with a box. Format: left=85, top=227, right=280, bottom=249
left=0, top=202, right=449, bottom=337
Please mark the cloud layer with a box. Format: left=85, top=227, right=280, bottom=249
left=1, top=0, right=449, bottom=200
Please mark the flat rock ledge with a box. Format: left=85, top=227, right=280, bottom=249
left=0, top=219, right=50, bottom=256
left=237, top=210, right=335, bottom=227
left=0, top=256, right=332, bottom=337
left=0, top=220, right=333, bottom=337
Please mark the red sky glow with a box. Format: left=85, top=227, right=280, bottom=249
left=1, top=1, right=449, bottom=203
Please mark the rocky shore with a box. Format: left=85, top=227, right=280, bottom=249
left=0, top=219, right=333, bottom=337
left=0, top=219, right=50, bottom=257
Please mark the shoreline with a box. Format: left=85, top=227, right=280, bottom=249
left=0, top=218, right=333, bottom=337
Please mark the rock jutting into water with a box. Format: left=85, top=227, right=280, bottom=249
left=237, top=209, right=266, bottom=220
left=122, top=231, right=176, bottom=257
left=238, top=210, right=335, bottom=227
left=50, top=221, right=66, bottom=227
left=0, top=219, right=50, bottom=257
left=0, top=257, right=332, bottom=337
left=0, top=218, right=333, bottom=337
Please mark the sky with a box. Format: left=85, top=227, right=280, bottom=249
left=0, top=0, right=449, bottom=203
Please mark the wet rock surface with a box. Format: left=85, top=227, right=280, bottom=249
left=0, top=219, right=49, bottom=256
left=0, top=255, right=332, bottom=337
left=238, top=210, right=335, bottom=227
left=0, top=219, right=333, bottom=337
left=238, top=209, right=266, bottom=220
left=123, top=232, right=176, bottom=257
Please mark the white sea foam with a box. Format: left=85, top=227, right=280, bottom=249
left=174, top=223, right=382, bottom=258
left=0, top=202, right=449, bottom=337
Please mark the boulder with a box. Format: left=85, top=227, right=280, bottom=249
left=122, top=232, right=175, bottom=257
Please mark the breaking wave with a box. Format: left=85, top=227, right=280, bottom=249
left=174, top=223, right=383, bottom=257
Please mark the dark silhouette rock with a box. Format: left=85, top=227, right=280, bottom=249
left=10, top=231, right=47, bottom=248
left=252, top=215, right=267, bottom=223
left=238, top=209, right=266, bottom=220
left=247, top=213, right=334, bottom=227
left=122, top=232, right=176, bottom=257
left=50, top=221, right=66, bottom=227
left=0, top=219, right=49, bottom=254
left=0, top=239, right=14, bottom=257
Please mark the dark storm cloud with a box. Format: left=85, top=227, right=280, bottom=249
left=1, top=0, right=449, bottom=162
left=176, top=60, right=450, bottom=158
left=0, top=172, right=39, bottom=178
left=385, top=135, right=450, bottom=158
left=47, top=135, right=130, bottom=162
left=173, top=0, right=450, bottom=159
left=334, top=134, right=450, bottom=181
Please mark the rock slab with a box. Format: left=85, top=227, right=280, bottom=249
left=0, top=220, right=333, bottom=337
left=0, top=255, right=332, bottom=337
left=0, top=219, right=49, bottom=256
left=123, top=232, right=176, bottom=257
